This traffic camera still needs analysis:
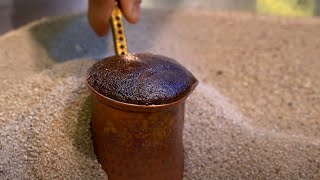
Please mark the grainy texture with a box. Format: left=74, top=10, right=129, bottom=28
left=87, top=53, right=197, bottom=105
left=0, top=10, right=320, bottom=179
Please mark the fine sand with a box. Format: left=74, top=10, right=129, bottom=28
left=0, top=10, right=319, bottom=179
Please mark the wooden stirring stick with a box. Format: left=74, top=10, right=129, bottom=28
left=110, top=1, right=128, bottom=56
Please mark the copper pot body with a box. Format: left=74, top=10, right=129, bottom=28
left=87, top=81, right=197, bottom=180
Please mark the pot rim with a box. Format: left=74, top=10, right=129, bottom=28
left=86, top=79, right=198, bottom=112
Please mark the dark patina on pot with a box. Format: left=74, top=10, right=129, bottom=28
left=86, top=53, right=198, bottom=180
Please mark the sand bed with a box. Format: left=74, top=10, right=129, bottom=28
left=0, top=10, right=319, bottom=179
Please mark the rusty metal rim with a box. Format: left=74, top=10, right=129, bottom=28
left=86, top=79, right=198, bottom=112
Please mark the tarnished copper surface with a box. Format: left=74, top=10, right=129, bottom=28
left=87, top=78, right=197, bottom=180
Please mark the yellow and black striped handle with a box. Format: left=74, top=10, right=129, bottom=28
left=110, top=1, right=128, bottom=56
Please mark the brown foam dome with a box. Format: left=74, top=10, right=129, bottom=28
left=87, top=53, right=198, bottom=105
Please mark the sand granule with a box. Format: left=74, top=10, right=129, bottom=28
left=1, top=10, right=319, bottom=179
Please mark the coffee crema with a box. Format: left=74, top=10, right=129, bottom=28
left=87, top=53, right=198, bottom=105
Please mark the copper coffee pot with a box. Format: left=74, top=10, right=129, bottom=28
left=87, top=1, right=198, bottom=179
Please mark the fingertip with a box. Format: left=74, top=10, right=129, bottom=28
left=88, top=0, right=114, bottom=36
left=88, top=14, right=109, bottom=36
left=120, top=0, right=141, bottom=24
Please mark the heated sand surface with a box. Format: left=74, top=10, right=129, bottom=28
left=0, top=10, right=319, bottom=179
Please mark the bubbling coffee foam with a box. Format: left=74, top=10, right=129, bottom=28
left=87, top=53, right=198, bottom=105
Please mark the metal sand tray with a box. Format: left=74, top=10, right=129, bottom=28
left=86, top=2, right=198, bottom=180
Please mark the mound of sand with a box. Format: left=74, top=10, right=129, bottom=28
left=0, top=10, right=319, bottom=179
